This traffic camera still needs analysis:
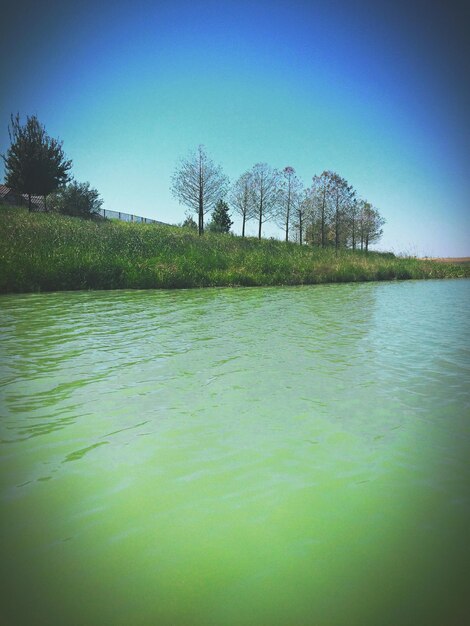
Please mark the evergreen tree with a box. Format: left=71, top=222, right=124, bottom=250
left=181, top=215, right=198, bottom=230
left=207, top=200, right=233, bottom=233
left=2, top=114, right=72, bottom=211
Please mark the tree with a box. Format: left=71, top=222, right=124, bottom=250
left=249, top=163, right=279, bottom=240
left=292, top=188, right=311, bottom=245
left=229, top=171, right=255, bottom=237
left=311, top=172, right=331, bottom=248
left=360, top=203, right=385, bottom=252
left=181, top=215, right=198, bottom=230
left=49, top=180, right=102, bottom=218
left=2, top=114, right=72, bottom=211
left=276, top=166, right=302, bottom=242
left=207, top=199, right=233, bottom=233
left=325, top=171, right=355, bottom=253
left=304, top=186, right=320, bottom=247
left=170, top=145, right=228, bottom=235
left=347, top=197, right=360, bottom=250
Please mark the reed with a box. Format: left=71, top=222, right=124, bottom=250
left=1, top=205, right=468, bottom=293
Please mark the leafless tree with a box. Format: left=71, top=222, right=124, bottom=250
left=304, top=185, right=321, bottom=246
left=292, top=188, right=312, bottom=245
left=249, top=163, right=280, bottom=240
left=171, top=145, right=228, bottom=235
left=276, top=166, right=303, bottom=242
left=229, top=171, right=255, bottom=237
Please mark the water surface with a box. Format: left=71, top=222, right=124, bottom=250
left=1, top=280, right=469, bottom=625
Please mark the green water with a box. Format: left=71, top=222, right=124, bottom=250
left=1, top=280, right=469, bottom=626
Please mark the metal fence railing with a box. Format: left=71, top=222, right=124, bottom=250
left=99, top=208, right=169, bottom=225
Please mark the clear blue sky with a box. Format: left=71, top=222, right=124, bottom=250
left=1, top=0, right=469, bottom=255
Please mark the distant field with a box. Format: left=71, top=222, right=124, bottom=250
left=424, top=257, right=470, bottom=264
left=1, top=204, right=469, bottom=293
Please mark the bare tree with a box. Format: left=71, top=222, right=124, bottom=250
left=171, top=145, right=228, bottom=235
left=229, top=171, right=255, bottom=237
left=304, top=185, right=320, bottom=246
left=249, top=163, right=279, bottom=240
left=292, top=188, right=312, bottom=245
left=276, top=166, right=303, bottom=242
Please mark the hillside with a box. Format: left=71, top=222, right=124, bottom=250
left=1, top=205, right=468, bottom=293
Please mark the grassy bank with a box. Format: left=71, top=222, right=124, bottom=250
left=1, top=205, right=468, bottom=293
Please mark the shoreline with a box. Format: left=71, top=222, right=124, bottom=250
left=1, top=206, right=469, bottom=294
left=1, top=274, right=470, bottom=298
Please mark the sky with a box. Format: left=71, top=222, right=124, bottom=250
left=1, top=0, right=469, bottom=256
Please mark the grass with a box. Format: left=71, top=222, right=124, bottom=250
left=1, top=204, right=468, bottom=293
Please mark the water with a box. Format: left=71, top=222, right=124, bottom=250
left=1, top=280, right=469, bottom=626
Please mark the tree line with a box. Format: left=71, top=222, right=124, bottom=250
left=172, top=145, right=385, bottom=250
left=2, top=115, right=385, bottom=249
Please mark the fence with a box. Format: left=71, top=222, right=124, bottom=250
left=99, top=208, right=169, bottom=226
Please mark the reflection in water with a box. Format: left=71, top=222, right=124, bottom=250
left=0, top=280, right=469, bottom=626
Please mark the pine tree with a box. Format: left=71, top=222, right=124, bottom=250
left=207, top=200, right=233, bottom=233
left=182, top=215, right=198, bottom=230
left=2, top=114, right=72, bottom=211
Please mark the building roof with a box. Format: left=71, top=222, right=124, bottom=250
left=0, top=184, right=45, bottom=209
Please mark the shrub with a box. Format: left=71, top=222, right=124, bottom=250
left=49, top=180, right=103, bottom=219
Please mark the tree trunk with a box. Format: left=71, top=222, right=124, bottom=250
left=258, top=186, right=264, bottom=240
left=352, top=217, right=355, bottom=250
left=321, top=189, right=326, bottom=248
left=242, top=213, right=246, bottom=237
left=335, top=194, right=339, bottom=254
left=299, top=212, right=303, bottom=245
left=198, top=165, right=204, bottom=235
left=285, top=184, right=291, bottom=242
left=198, top=198, right=203, bottom=236
left=258, top=202, right=263, bottom=240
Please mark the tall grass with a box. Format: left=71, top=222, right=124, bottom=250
left=0, top=205, right=468, bottom=293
